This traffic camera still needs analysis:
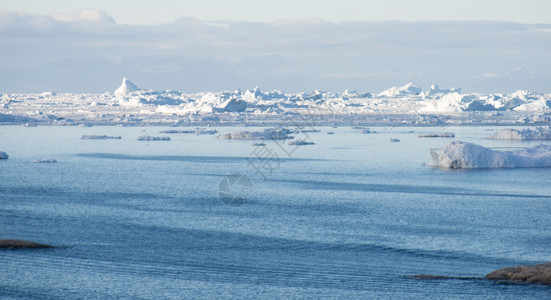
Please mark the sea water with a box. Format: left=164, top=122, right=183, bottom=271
left=1, top=125, right=550, bottom=299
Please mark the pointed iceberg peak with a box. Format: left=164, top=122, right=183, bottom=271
left=114, top=77, right=140, bottom=95
left=378, top=82, right=422, bottom=97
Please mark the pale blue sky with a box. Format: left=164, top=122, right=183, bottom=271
left=1, top=1, right=550, bottom=93
left=1, top=0, right=551, bottom=24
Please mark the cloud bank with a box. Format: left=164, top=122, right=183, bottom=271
left=1, top=10, right=550, bottom=93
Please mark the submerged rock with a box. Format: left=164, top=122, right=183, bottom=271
left=486, top=262, right=551, bottom=285
left=0, top=239, right=53, bottom=249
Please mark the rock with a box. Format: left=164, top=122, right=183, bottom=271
left=0, top=239, right=53, bottom=249
left=0, top=151, right=8, bottom=159
left=486, top=262, right=551, bottom=285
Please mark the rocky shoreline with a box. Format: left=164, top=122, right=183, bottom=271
left=486, top=262, right=551, bottom=285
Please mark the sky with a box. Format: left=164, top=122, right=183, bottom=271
left=1, top=0, right=550, bottom=93
left=2, top=0, right=551, bottom=24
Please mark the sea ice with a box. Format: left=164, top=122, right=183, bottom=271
left=419, top=132, right=455, bottom=138
left=218, top=128, right=294, bottom=140
left=488, top=127, right=551, bottom=140
left=138, top=136, right=171, bottom=141
left=430, top=141, right=551, bottom=169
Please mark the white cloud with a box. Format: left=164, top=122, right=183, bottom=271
left=50, top=9, right=115, bottom=23
left=0, top=10, right=550, bottom=93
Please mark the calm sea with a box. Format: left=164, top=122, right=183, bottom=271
left=1, top=125, right=550, bottom=299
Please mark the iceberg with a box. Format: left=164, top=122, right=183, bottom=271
left=430, top=141, right=551, bottom=169
left=378, top=83, right=422, bottom=97
left=0, top=151, right=8, bottom=159
left=488, top=127, right=551, bottom=140
left=114, top=78, right=140, bottom=95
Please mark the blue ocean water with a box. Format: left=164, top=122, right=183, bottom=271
left=1, top=125, right=550, bottom=299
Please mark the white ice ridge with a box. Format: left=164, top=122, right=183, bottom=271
left=430, top=141, right=551, bottom=169
left=2, top=79, right=551, bottom=126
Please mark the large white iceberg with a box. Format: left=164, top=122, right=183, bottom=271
left=378, top=82, right=422, bottom=97
left=114, top=78, right=140, bottom=95
left=430, top=141, right=551, bottom=169
left=488, top=127, right=551, bottom=140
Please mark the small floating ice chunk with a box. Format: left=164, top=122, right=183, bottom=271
left=360, top=129, right=377, bottom=134
left=34, top=159, right=57, bottom=163
left=419, top=132, right=455, bottom=138
left=390, top=138, right=400, bottom=142
left=0, top=151, right=8, bottom=159
left=219, top=128, right=293, bottom=140
left=81, top=135, right=121, bottom=139
left=138, top=136, right=171, bottom=141
left=288, top=140, right=315, bottom=145
left=159, top=129, right=195, bottom=134
left=430, top=141, right=551, bottom=169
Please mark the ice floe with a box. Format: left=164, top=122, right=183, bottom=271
left=488, top=127, right=551, bottom=140
left=430, top=141, right=551, bottom=169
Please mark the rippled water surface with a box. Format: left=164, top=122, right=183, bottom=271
left=1, top=125, right=550, bottom=299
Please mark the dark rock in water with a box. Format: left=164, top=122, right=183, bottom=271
left=0, top=239, right=53, bottom=249
left=486, top=262, right=551, bottom=285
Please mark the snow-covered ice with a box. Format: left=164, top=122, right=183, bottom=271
left=488, top=127, right=551, bottom=140
left=114, top=78, right=140, bottom=95
left=2, top=79, right=551, bottom=126
left=218, top=128, right=294, bottom=140
left=430, top=141, right=551, bottom=169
